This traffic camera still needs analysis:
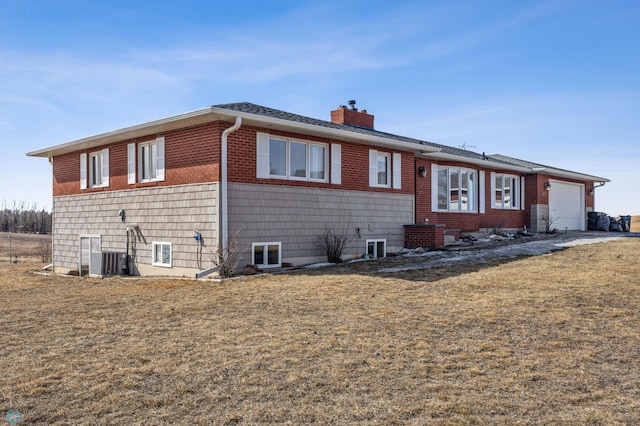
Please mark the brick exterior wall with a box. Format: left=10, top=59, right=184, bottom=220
left=226, top=125, right=415, bottom=195
left=52, top=122, right=224, bottom=197
left=404, top=224, right=446, bottom=249
left=330, top=106, right=375, bottom=129
left=415, top=158, right=526, bottom=231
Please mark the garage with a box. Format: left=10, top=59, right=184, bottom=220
left=548, top=180, right=585, bottom=231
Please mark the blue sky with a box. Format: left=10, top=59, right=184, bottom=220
left=2, top=0, right=639, bottom=214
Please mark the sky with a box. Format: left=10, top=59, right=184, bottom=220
left=1, top=0, right=638, bottom=214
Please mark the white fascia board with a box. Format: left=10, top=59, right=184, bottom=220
left=208, top=107, right=442, bottom=154
left=541, top=168, right=610, bottom=183
left=422, top=151, right=530, bottom=173
left=27, top=107, right=220, bottom=158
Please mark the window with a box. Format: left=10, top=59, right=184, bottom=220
left=366, top=239, right=386, bottom=258
left=263, top=136, right=327, bottom=181
left=89, top=152, right=103, bottom=187
left=252, top=242, right=281, bottom=268
left=152, top=242, right=172, bottom=267
left=434, top=166, right=477, bottom=212
left=377, top=153, right=389, bottom=185
left=369, top=150, right=401, bottom=188
left=492, top=173, right=520, bottom=209
left=128, top=137, right=165, bottom=184
left=80, top=149, right=109, bottom=189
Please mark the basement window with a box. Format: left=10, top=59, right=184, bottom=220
left=252, top=242, right=281, bottom=268
left=366, top=239, right=386, bottom=258
left=152, top=241, right=172, bottom=267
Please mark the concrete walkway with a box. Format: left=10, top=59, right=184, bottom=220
left=379, top=231, right=638, bottom=273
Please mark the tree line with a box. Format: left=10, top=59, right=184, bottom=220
left=0, top=201, right=52, bottom=234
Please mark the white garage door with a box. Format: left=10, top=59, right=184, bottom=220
left=549, top=180, right=585, bottom=231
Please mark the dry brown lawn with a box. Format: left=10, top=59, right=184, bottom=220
left=0, top=232, right=51, bottom=263
left=1, top=239, right=639, bottom=425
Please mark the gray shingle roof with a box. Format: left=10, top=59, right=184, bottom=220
left=213, top=103, right=608, bottom=182
left=214, top=102, right=477, bottom=157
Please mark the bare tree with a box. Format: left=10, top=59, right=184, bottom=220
left=0, top=200, right=51, bottom=233
left=210, top=229, right=244, bottom=278
left=318, top=223, right=353, bottom=263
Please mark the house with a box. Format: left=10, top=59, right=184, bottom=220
left=27, top=102, right=609, bottom=277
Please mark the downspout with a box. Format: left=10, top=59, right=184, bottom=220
left=592, top=181, right=606, bottom=212
left=49, top=156, right=55, bottom=273
left=220, top=116, right=242, bottom=251
left=413, top=158, right=417, bottom=224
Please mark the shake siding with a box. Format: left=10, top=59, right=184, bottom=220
left=52, top=183, right=218, bottom=275
left=228, top=183, right=413, bottom=265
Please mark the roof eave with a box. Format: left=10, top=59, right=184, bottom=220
left=27, top=106, right=443, bottom=159
left=544, top=169, right=610, bottom=183
left=26, top=107, right=223, bottom=158
left=422, top=151, right=531, bottom=172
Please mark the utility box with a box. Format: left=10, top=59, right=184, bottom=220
left=120, top=253, right=129, bottom=275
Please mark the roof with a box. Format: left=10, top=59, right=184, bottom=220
left=489, top=154, right=610, bottom=183
left=26, top=101, right=608, bottom=182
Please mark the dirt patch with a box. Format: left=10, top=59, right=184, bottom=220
left=1, top=239, right=639, bottom=424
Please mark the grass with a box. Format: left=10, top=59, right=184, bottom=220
left=1, top=238, right=639, bottom=424
left=0, top=232, right=51, bottom=263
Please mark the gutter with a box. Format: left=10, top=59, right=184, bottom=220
left=220, top=116, right=242, bottom=251
left=422, top=151, right=531, bottom=173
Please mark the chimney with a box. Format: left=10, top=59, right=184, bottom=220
left=330, top=100, right=374, bottom=129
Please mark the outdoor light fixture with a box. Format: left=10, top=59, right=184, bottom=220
left=544, top=182, right=551, bottom=191
left=118, top=209, right=126, bottom=222
left=588, top=188, right=594, bottom=196
left=418, top=166, right=427, bottom=177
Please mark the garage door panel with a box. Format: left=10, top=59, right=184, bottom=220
left=549, top=181, right=584, bottom=231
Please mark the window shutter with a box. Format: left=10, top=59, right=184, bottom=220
left=80, top=153, right=87, bottom=190
left=369, top=150, right=377, bottom=187
left=520, top=176, right=526, bottom=211
left=392, top=153, right=401, bottom=189
left=479, top=171, right=486, bottom=214
left=101, top=148, right=109, bottom=187
left=127, top=143, right=136, bottom=184
left=256, top=132, right=269, bottom=179
left=431, top=164, right=439, bottom=212
left=331, top=143, right=341, bottom=184
left=156, top=137, right=165, bottom=181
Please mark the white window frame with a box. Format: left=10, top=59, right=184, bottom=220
left=152, top=241, right=172, bottom=267
left=366, top=239, right=386, bottom=258
left=263, top=136, right=328, bottom=182
left=88, top=149, right=109, bottom=188
left=491, top=173, right=521, bottom=210
left=139, top=140, right=158, bottom=182
left=369, top=150, right=401, bottom=189
left=377, top=152, right=390, bottom=187
left=130, top=137, right=165, bottom=184
left=432, top=165, right=478, bottom=213
left=252, top=242, right=282, bottom=268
